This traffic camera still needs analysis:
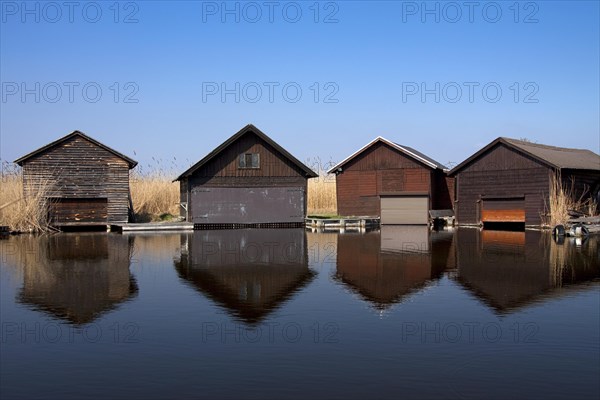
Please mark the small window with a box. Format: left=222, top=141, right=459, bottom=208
left=238, top=153, right=260, bottom=169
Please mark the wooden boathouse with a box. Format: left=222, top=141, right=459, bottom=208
left=449, top=137, right=600, bottom=227
left=14, top=131, right=137, bottom=227
left=175, top=124, right=318, bottom=227
left=327, top=137, right=454, bottom=225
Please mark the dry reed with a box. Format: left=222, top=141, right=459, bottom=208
left=307, top=174, right=337, bottom=216
left=1, top=155, right=340, bottom=229
left=129, top=173, right=179, bottom=222
left=304, top=157, right=337, bottom=216
left=545, top=174, right=598, bottom=227
left=0, top=162, right=52, bottom=232
left=128, top=157, right=181, bottom=221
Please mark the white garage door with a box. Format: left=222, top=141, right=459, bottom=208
left=380, top=196, right=429, bottom=225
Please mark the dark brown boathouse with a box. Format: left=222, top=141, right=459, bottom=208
left=14, top=131, right=137, bottom=227
left=327, top=137, right=454, bottom=224
left=449, top=137, right=600, bottom=227
left=175, top=124, right=317, bottom=227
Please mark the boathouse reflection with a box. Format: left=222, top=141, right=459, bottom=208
left=18, top=234, right=138, bottom=325
left=454, top=229, right=600, bottom=313
left=174, top=229, right=315, bottom=324
left=335, top=226, right=455, bottom=310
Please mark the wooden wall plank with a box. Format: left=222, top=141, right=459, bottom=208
left=21, top=135, right=132, bottom=224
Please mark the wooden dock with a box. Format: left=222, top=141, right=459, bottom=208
left=110, top=222, right=194, bottom=232
left=305, top=217, right=380, bottom=232
left=561, top=216, right=600, bottom=236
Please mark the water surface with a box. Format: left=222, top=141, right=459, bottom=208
left=1, top=227, right=598, bottom=399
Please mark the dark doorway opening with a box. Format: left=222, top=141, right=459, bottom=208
left=483, top=222, right=525, bottom=231
left=57, top=225, right=108, bottom=232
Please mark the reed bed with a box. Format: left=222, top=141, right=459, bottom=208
left=128, top=158, right=180, bottom=222
left=129, top=174, right=179, bottom=222
left=307, top=174, right=337, bottom=216
left=1, top=156, right=339, bottom=230
left=305, top=157, right=337, bottom=216
left=0, top=162, right=52, bottom=232
left=545, top=174, right=598, bottom=227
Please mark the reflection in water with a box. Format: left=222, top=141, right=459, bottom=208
left=0, top=228, right=599, bottom=399
left=16, top=234, right=138, bottom=325
left=381, top=226, right=431, bottom=253
left=455, top=229, right=600, bottom=313
left=335, top=227, right=455, bottom=310
left=174, top=229, right=315, bottom=324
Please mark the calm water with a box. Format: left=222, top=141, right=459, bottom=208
left=1, top=227, right=599, bottom=399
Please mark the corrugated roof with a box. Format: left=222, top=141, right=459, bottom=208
left=175, top=124, right=318, bottom=181
left=449, top=137, right=600, bottom=175
left=14, top=130, right=137, bottom=168
left=327, top=136, right=447, bottom=174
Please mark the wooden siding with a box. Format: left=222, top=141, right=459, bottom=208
left=335, top=141, right=438, bottom=216
left=379, top=169, right=404, bottom=192
left=455, top=144, right=551, bottom=225
left=431, top=170, right=454, bottom=210
left=48, top=198, right=108, bottom=224
left=337, top=171, right=378, bottom=216
left=21, top=135, right=131, bottom=224
left=189, top=175, right=306, bottom=188
left=446, top=176, right=456, bottom=205
left=341, top=141, right=424, bottom=170
left=190, top=132, right=308, bottom=179
left=185, top=132, right=310, bottom=223
left=458, top=143, right=548, bottom=172
left=179, top=177, right=188, bottom=218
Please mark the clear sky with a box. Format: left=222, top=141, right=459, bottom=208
left=1, top=0, right=599, bottom=174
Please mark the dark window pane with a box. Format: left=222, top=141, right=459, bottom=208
left=239, top=153, right=259, bottom=169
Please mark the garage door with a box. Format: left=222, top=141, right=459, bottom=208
left=191, top=187, right=305, bottom=224
left=481, top=197, right=525, bottom=223
left=48, top=198, right=108, bottom=224
left=380, top=196, right=429, bottom=225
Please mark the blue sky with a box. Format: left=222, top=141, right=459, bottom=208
left=1, top=0, right=599, bottom=173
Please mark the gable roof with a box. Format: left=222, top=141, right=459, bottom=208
left=449, top=137, right=600, bottom=175
left=327, top=136, right=447, bottom=174
left=14, top=130, right=138, bottom=168
left=175, top=124, right=318, bottom=181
